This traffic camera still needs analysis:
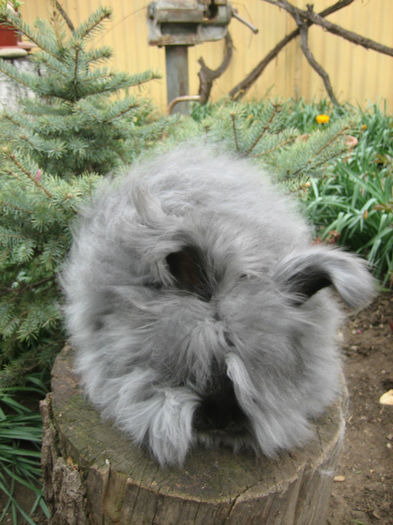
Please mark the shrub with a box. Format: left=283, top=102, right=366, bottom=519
left=0, top=5, right=166, bottom=384
left=0, top=164, right=100, bottom=385
left=0, top=5, right=161, bottom=177
left=190, top=98, right=351, bottom=185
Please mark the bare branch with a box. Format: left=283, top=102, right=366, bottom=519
left=198, top=32, right=233, bottom=104
left=299, top=25, right=339, bottom=105
left=229, top=0, right=354, bottom=100
left=229, top=30, right=293, bottom=101
left=53, top=0, right=75, bottom=32
left=266, top=0, right=393, bottom=57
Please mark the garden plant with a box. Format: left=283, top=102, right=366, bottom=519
left=0, top=5, right=162, bottom=388
left=304, top=104, right=393, bottom=287
left=0, top=375, right=48, bottom=523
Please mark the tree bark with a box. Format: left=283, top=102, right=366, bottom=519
left=41, top=345, right=346, bottom=525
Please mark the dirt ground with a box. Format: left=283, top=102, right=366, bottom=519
left=327, top=291, right=393, bottom=525
left=2, top=292, right=392, bottom=525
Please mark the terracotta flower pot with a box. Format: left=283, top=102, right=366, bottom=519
left=0, top=23, right=18, bottom=47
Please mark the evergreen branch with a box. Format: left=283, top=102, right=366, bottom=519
left=296, top=146, right=348, bottom=177
left=31, top=51, right=67, bottom=78
left=4, top=168, right=23, bottom=184
left=103, top=101, right=139, bottom=124
left=1, top=315, right=21, bottom=337
left=0, top=59, right=34, bottom=90
left=15, top=134, right=43, bottom=153
left=72, top=70, right=115, bottom=84
left=72, top=7, right=112, bottom=41
left=312, top=125, right=350, bottom=161
left=252, top=136, right=297, bottom=158
left=73, top=44, right=81, bottom=93
left=2, top=115, right=42, bottom=152
left=5, top=154, right=53, bottom=199
left=6, top=130, right=67, bottom=162
left=230, top=113, right=240, bottom=152
left=20, top=99, right=69, bottom=117
left=0, top=277, right=56, bottom=295
left=85, top=47, right=113, bottom=65
left=2, top=113, right=24, bottom=129
left=246, top=105, right=281, bottom=154
left=290, top=126, right=350, bottom=178
left=0, top=200, right=33, bottom=215
left=76, top=69, right=160, bottom=88
left=0, top=229, right=26, bottom=242
left=134, top=71, right=162, bottom=85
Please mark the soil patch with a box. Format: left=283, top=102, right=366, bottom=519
left=327, top=291, right=393, bottom=524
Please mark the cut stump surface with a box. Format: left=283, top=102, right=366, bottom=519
left=41, top=345, right=346, bottom=525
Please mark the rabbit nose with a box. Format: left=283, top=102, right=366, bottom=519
left=193, top=373, right=247, bottom=431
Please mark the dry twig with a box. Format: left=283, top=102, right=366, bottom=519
left=198, top=32, right=233, bottom=104
left=266, top=0, right=393, bottom=57
left=229, top=0, right=353, bottom=100
left=230, top=0, right=393, bottom=103
left=298, top=24, right=339, bottom=105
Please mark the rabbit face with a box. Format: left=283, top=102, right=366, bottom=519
left=61, top=143, right=376, bottom=466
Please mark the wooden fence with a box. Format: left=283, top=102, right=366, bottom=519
left=20, top=0, right=393, bottom=112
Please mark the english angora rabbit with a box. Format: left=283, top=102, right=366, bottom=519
left=61, top=142, right=375, bottom=466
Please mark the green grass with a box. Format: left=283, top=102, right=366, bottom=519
left=303, top=104, right=393, bottom=287
left=0, top=375, right=50, bottom=524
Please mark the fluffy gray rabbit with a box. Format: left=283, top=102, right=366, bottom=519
left=61, top=142, right=375, bottom=466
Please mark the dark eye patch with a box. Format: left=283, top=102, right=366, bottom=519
left=166, top=246, right=213, bottom=302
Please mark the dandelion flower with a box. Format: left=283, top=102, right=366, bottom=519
left=316, top=114, right=330, bottom=124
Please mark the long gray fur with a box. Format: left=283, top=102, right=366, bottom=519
left=61, top=142, right=376, bottom=466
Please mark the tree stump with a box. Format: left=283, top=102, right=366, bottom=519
left=41, top=345, right=346, bottom=525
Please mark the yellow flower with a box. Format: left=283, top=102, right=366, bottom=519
left=316, top=114, right=330, bottom=124
left=361, top=124, right=367, bottom=130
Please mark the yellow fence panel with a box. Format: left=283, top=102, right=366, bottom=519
left=20, top=0, right=393, bottom=113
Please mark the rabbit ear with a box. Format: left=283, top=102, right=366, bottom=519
left=166, top=246, right=212, bottom=302
left=273, top=246, right=376, bottom=308
left=132, top=184, right=167, bottom=226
